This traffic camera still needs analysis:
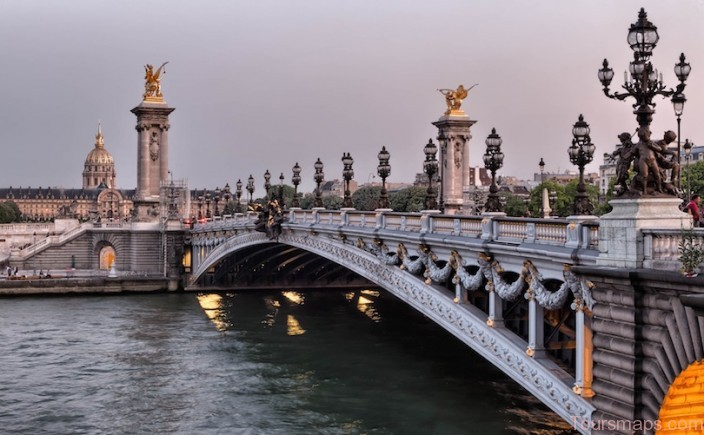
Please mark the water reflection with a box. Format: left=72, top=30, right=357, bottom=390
left=196, top=293, right=230, bottom=331
left=192, top=289, right=576, bottom=434
left=287, top=314, right=306, bottom=336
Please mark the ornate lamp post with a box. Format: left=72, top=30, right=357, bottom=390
left=423, top=139, right=439, bottom=210
left=341, top=152, right=355, bottom=208
left=222, top=183, right=231, bottom=215
left=377, top=146, right=391, bottom=209
left=598, top=9, right=690, bottom=130
left=538, top=157, right=547, bottom=218
left=550, top=190, right=557, bottom=207
left=235, top=179, right=243, bottom=213
left=313, top=158, right=324, bottom=208
left=671, top=92, right=686, bottom=189
left=246, top=175, right=255, bottom=204
left=205, top=190, right=212, bottom=218
left=213, top=186, right=221, bottom=217
left=684, top=139, right=693, bottom=200
left=278, top=172, right=285, bottom=204
left=483, top=128, right=504, bottom=213
left=598, top=9, right=691, bottom=197
left=264, top=170, right=271, bottom=199
left=197, top=190, right=204, bottom=219
left=291, top=162, right=302, bottom=208
left=568, top=115, right=596, bottom=215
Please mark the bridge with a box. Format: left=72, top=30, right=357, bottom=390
left=188, top=206, right=704, bottom=434
left=190, top=209, right=600, bottom=431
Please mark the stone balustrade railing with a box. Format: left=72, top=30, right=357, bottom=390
left=194, top=210, right=600, bottom=252
left=643, top=228, right=704, bottom=271
left=0, top=223, right=54, bottom=233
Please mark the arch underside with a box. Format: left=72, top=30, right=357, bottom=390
left=191, top=231, right=594, bottom=430
left=193, top=242, right=373, bottom=290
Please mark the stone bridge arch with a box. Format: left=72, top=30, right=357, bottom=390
left=93, top=233, right=124, bottom=270
left=190, top=230, right=594, bottom=429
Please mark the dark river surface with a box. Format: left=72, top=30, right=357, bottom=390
left=0, top=289, right=576, bottom=434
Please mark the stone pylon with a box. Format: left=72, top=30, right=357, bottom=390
left=433, top=113, right=476, bottom=215
left=130, top=100, right=174, bottom=221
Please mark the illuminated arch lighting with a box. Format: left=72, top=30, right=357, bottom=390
left=657, top=360, right=704, bottom=434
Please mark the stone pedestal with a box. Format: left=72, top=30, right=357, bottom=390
left=432, top=114, right=476, bottom=215
left=597, top=198, right=689, bottom=268
left=131, top=100, right=175, bottom=219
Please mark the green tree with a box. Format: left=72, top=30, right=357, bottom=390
left=390, top=187, right=426, bottom=212
left=351, top=186, right=381, bottom=211
left=502, top=193, right=530, bottom=217
left=0, top=201, right=21, bottom=223
left=682, top=160, right=704, bottom=198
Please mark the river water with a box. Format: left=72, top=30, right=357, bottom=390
left=0, top=290, right=576, bottom=434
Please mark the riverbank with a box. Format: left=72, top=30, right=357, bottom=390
left=0, top=276, right=181, bottom=296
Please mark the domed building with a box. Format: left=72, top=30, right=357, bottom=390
left=83, top=124, right=116, bottom=189
left=0, top=125, right=135, bottom=221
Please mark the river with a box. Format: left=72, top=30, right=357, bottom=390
left=0, top=290, right=576, bottom=434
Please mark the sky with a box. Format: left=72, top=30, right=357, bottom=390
left=1, top=0, right=703, bottom=193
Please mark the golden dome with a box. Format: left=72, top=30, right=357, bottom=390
left=84, top=124, right=114, bottom=166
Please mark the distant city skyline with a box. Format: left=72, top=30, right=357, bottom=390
left=1, top=0, right=702, bottom=193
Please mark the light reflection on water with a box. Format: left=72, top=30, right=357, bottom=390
left=0, top=290, right=577, bottom=434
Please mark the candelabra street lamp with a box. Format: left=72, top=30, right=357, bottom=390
left=568, top=114, right=596, bottom=215
left=291, top=162, right=302, bottom=208
left=598, top=9, right=691, bottom=197
left=264, top=170, right=271, bottom=199
left=314, top=158, right=324, bottom=208
left=377, top=146, right=391, bottom=209
left=246, top=175, right=255, bottom=205
left=423, top=139, right=439, bottom=210
left=672, top=92, right=686, bottom=189
left=341, top=152, right=355, bottom=208
left=539, top=157, right=545, bottom=184
left=235, top=179, right=243, bottom=213
left=222, top=183, right=231, bottom=215
left=205, top=190, right=212, bottom=218
left=278, top=172, right=285, bottom=204
left=684, top=139, right=693, bottom=200
left=213, top=186, right=221, bottom=217
left=197, top=189, right=204, bottom=219
left=598, top=9, right=690, bottom=130
left=483, top=128, right=504, bottom=213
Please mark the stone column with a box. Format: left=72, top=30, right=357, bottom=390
left=432, top=115, right=476, bottom=215
left=131, top=101, right=175, bottom=221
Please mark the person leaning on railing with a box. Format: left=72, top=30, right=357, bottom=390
left=685, top=194, right=702, bottom=227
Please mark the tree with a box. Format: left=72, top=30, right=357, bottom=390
left=0, top=201, right=21, bottom=223
left=390, top=187, right=426, bottom=212
left=502, top=193, right=530, bottom=217
left=682, top=160, right=704, bottom=198
left=351, top=186, right=381, bottom=211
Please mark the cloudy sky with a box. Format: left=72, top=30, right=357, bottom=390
left=1, top=0, right=702, bottom=193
